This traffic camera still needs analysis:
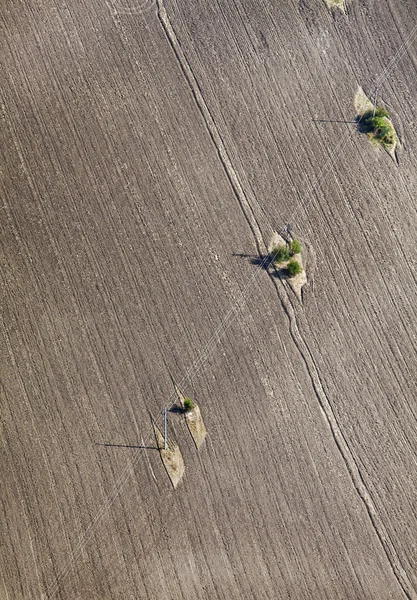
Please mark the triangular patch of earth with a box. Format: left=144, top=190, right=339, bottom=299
left=152, top=419, right=185, bottom=489
left=174, top=384, right=207, bottom=449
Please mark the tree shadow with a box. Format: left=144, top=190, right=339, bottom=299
left=232, top=252, right=274, bottom=270
left=355, top=114, right=372, bottom=134
left=169, top=404, right=185, bottom=414
left=233, top=252, right=291, bottom=279
left=272, top=267, right=291, bottom=281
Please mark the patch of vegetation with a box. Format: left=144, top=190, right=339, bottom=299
left=357, top=106, right=396, bottom=149
left=369, top=106, right=390, bottom=119
left=270, top=239, right=302, bottom=265
left=287, top=259, right=303, bottom=277
left=270, top=246, right=290, bottom=263
left=289, top=239, right=301, bottom=255
left=183, top=397, right=195, bottom=413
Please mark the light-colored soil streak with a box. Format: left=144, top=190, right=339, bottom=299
left=156, top=2, right=417, bottom=598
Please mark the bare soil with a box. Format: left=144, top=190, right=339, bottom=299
left=1, top=0, right=416, bottom=599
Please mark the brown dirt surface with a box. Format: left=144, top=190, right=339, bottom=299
left=1, top=0, right=417, bottom=599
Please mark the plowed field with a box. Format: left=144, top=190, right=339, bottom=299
left=1, top=0, right=416, bottom=598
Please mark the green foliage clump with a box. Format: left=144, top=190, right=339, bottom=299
left=270, top=246, right=290, bottom=263
left=183, top=397, right=195, bottom=412
left=289, top=239, right=302, bottom=255
left=372, top=119, right=395, bottom=145
left=370, top=106, right=389, bottom=119
left=359, top=107, right=395, bottom=147
left=287, top=259, right=303, bottom=277
left=271, top=239, right=302, bottom=265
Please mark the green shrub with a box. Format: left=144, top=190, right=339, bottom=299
left=371, top=106, right=389, bottom=119
left=361, top=107, right=389, bottom=129
left=270, top=246, right=290, bottom=263
left=359, top=107, right=395, bottom=147
left=289, top=239, right=301, bottom=255
left=372, top=119, right=395, bottom=144
left=287, top=259, right=303, bottom=277
left=183, top=397, right=195, bottom=412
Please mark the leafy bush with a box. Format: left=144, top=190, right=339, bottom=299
left=369, top=106, right=389, bottom=119
left=359, top=107, right=395, bottom=147
left=289, top=239, right=301, bottom=255
left=183, top=397, right=195, bottom=412
left=372, top=119, right=395, bottom=144
left=270, top=246, right=290, bottom=263
left=287, top=259, right=303, bottom=277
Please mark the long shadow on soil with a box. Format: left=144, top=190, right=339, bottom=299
left=233, top=252, right=290, bottom=280
left=313, top=119, right=356, bottom=124
left=96, top=443, right=158, bottom=450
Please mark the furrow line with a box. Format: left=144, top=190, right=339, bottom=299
left=155, top=3, right=417, bottom=598
left=156, top=0, right=266, bottom=256
left=269, top=277, right=416, bottom=600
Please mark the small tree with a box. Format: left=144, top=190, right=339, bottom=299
left=270, top=246, right=290, bottom=263
left=287, top=259, right=303, bottom=277
left=372, top=118, right=395, bottom=144
left=358, top=107, right=395, bottom=148
left=363, top=106, right=389, bottom=124
left=183, top=397, right=195, bottom=412
left=289, top=239, right=301, bottom=255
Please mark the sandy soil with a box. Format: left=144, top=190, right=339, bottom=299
left=153, top=421, right=185, bottom=489
left=323, top=0, right=345, bottom=12
left=184, top=404, right=207, bottom=449
left=174, top=385, right=207, bottom=448
left=1, top=0, right=416, bottom=599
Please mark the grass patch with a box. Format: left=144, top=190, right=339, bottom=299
left=289, top=239, right=302, bottom=255
left=323, top=0, right=345, bottom=11
left=271, top=240, right=302, bottom=264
